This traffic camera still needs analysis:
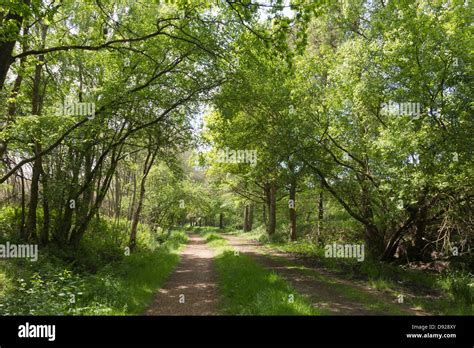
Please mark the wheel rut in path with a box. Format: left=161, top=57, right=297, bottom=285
left=223, top=234, right=425, bottom=316
left=146, top=234, right=218, bottom=315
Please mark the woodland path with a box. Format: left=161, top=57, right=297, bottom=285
left=146, top=232, right=428, bottom=315
left=146, top=234, right=219, bottom=315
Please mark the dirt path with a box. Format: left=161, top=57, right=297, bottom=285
left=223, top=234, right=427, bottom=316
left=146, top=234, right=218, bottom=315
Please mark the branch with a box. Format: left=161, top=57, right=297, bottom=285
left=12, top=21, right=177, bottom=60
left=0, top=117, right=89, bottom=183
left=301, top=158, right=370, bottom=226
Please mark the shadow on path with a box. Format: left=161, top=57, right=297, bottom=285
left=146, top=234, right=218, bottom=315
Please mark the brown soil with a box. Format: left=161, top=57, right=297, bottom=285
left=146, top=234, right=218, bottom=315
left=223, top=234, right=428, bottom=316
left=145, top=232, right=429, bottom=316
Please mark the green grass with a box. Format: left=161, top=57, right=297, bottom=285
left=201, top=231, right=231, bottom=250
left=0, top=230, right=187, bottom=315
left=0, top=207, right=189, bottom=315
left=234, top=228, right=473, bottom=315
left=201, top=232, right=328, bottom=315
left=86, top=232, right=187, bottom=314
left=214, top=251, right=328, bottom=315
left=215, top=229, right=405, bottom=314
left=264, top=256, right=408, bottom=315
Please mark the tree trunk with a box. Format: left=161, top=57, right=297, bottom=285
left=40, top=167, right=50, bottom=245
left=360, top=174, right=382, bottom=259
left=264, top=184, right=270, bottom=232
left=413, top=200, right=429, bottom=260
left=129, top=177, right=146, bottom=251
left=55, top=151, right=81, bottom=244
left=69, top=155, right=119, bottom=248
left=243, top=204, right=254, bottom=232
left=24, top=59, right=44, bottom=241
left=289, top=181, right=297, bottom=241
left=262, top=203, right=267, bottom=228
left=243, top=205, right=249, bottom=231
left=219, top=212, right=224, bottom=229
left=19, top=167, right=26, bottom=239
left=268, top=182, right=277, bottom=235
left=24, top=24, right=47, bottom=242
left=75, top=152, right=94, bottom=242
left=114, top=173, right=122, bottom=220
left=128, top=171, right=137, bottom=221
left=1, top=26, right=29, bottom=160
left=25, top=143, right=41, bottom=241
left=248, top=204, right=253, bottom=231
left=315, top=187, right=324, bottom=243
left=365, top=223, right=384, bottom=260
left=0, top=0, right=29, bottom=89
left=129, top=148, right=156, bottom=251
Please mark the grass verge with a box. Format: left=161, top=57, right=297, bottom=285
left=0, top=230, right=187, bottom=315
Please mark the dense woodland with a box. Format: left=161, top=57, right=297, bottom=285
left=0, top=0, right=472, bottom=316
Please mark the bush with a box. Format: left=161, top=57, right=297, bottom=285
left=0, top=267, right=90, bottom=315
left=0, top=225, right=188, bottom=316
left=0, top=206, right=22, bottom=241
left=443, top=271, right=474, bottom=308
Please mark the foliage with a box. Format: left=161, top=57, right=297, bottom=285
left=0, top=226, right=187, bottom=315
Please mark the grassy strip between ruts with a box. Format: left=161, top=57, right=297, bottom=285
left=262, top=254, right=409, bottom=315
left=201, top=231, right=328, bottom=315
left=232, top=229, right=473, bottom=315
left=224, top=231, right=409, bottom=314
